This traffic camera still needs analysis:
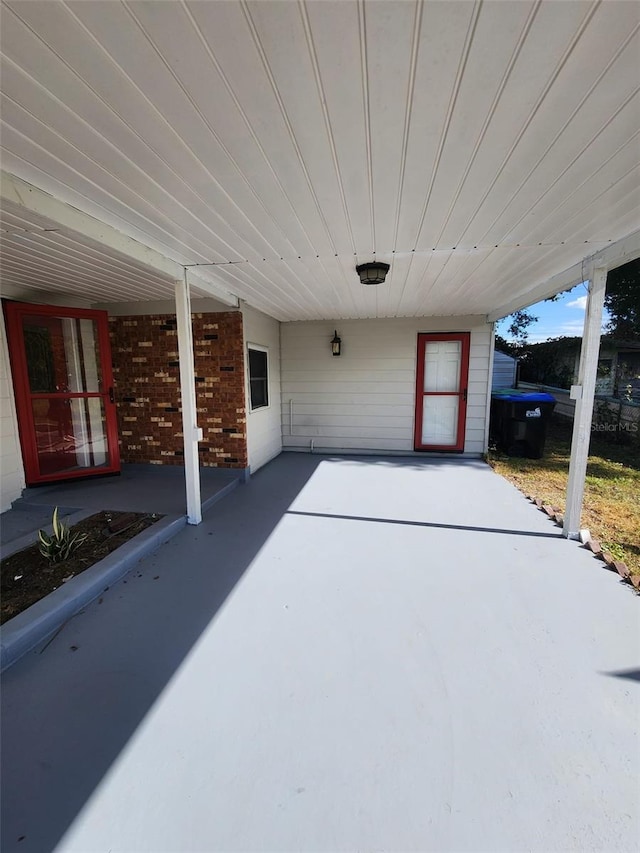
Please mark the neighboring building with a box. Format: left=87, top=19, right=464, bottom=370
left=597, top=342, right=640, bottom=401
left=492, top=350, right=518, bottom=391
left=519, top=336, right=640, bottom=400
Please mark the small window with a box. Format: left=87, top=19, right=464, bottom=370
left=248, top=346, right=269, bottom=410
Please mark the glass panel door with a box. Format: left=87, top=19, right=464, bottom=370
left=414, top=333, right=470, bottom=452
left=421, top=341, right=461, bottom=446
left=4, top=303, right=120, bottom=484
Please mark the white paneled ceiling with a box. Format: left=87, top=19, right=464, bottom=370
left=0, top=0, right=639, bottom=319
left=0, top=199, right=179, bottom=303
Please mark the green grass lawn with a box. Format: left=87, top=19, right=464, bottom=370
left=489, top=417, right=640, bottom=576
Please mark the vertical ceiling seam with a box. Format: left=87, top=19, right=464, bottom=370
left=0, top=245, right=169, bottom=298
left=8, top=2, right=273, bottom=265
left=2, top=81, right=242, bottom=263
left=473, top=5, right=640, bottom=246
left=298, top=0, right=357, bottom=256
left=489, top=80, right=640, bottom=244
left=273, top=257, right=340, bottom=316
left=357, top=0, right=376, bottom=255
left=0, top=208, right=182, bottom=285
left=520, top=172, right=639, bottom=265
left=204, top=259, right=313, bottom=319
left=405, top=253, right=437, bottom=317
left=187, top=0, right=359, bottom=318
left=0, top=230, right=174, bottom=289
left=440, top=121, right=640, bottom=307
left=123, top=1, right=309, bottom=265
left=518, top=123, right=640, bottom=243
left=463, top=181, right=638, bottom=309
left=388, top=0, right=424, bottom=317
left=413, top=250, right=462, bottom=315
left=453, top=0, right=604, bottom=247
left=1, top=120, right=218, bottom=263
left=239, top=0, right=339, bottom=257
left=181, top=0, right=320, bottom=258
left=501, top=212, right=640, bottom=301
left=314, top=254, right=361, bottom=318
left=189, top=259, right=332, bottom=322
left=411, top=0, right=483, bottom=249
left=431, top=0, right=542, bottom=248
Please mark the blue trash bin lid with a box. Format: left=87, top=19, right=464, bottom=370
left=492, top=389, right=556, bottom=403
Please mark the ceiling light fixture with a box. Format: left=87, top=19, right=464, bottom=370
left=356, top=261, right=390, bottom=285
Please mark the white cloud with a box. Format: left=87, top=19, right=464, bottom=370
left=566, top=295, right=587, bottom=310
left=556, top=321, right=586, bottom=336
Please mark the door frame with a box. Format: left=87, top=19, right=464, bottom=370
left=3, top=301, right=121, bottom=485
left=414, top=332, right=470, bottom=452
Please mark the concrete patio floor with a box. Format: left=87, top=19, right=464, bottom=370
left=1, top=463, right=241, bottom=549
left=11, top=463, right=241, bottom=517
left=1, top=453, right=638, bottom=852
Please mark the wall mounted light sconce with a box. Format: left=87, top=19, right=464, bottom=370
left=356, top=261, right=390, bottom=285
left=331, top=330, right=342, bottom=356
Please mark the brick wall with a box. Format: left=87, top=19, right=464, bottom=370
left=109, top=312, right=247, bottom=468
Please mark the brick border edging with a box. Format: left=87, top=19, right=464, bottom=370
left=0, top=513, right=186, bottom=672
left=523, top=494, right=639, bottom=591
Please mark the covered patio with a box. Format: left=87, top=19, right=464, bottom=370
left=1, top=453, right=638, bottom=852
left=1, top=0, right=639, bottom=533
left=0, top=4, right=638, bottom=848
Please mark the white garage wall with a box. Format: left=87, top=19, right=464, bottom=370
left=281, top=316, right=492, bottom=455
left=242, top=303, right=282, bottom=473
left=0, top=309, right=25, bottom=511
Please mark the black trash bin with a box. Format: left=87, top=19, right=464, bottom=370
left=490, top=389, right=556, bottom=459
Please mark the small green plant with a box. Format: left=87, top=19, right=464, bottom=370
left=601, top=540, right=627, bottom=562
left=38, top=508, right=88, bottom=564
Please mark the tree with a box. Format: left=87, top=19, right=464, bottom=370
left=495, top=309, right=538, bottom=354
left=495, top=291, right=565, bottom=353
left=605, top=259, right=640, bottom=341
left=517, top=337, right=579, bottom=388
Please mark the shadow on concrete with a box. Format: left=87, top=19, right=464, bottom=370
left=287, top=509, right=563, bottom=539
left=3, top=453, right=637, bottom=852
left=604, top=668, right=640, bottom=682
left=0, top=453, right=325, bottom=853
left=0, top=452, right=554, bottom=852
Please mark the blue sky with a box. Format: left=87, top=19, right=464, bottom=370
left=497, top=282, right=611, bottom=344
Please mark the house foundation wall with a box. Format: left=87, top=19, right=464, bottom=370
left=110, top=312, right=248, bottom=469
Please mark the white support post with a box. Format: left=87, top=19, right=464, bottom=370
left=563, top=266, right=607, bottom=538
left=484, top=321, right=496, bottom=453
left=175, top=276, right=202, bottom=525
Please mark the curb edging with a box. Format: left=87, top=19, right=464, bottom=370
left=523, top=494, right=636, bottom=591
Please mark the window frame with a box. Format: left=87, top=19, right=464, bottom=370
left=247, top=343, right=270, bottom=412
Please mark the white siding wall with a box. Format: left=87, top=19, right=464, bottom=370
left=0, top=310, right=25, bottom=510
left=281, top=317, right=492, bottom=455
left=242, top=304, right=282, bottom=473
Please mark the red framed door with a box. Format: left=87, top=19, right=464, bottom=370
left=4, top=301, right=121, bottom=485
left=414, top=333, right=470, bottom=452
